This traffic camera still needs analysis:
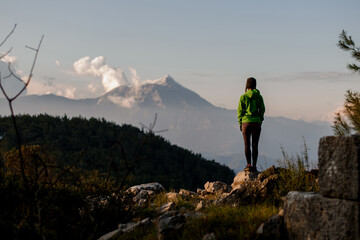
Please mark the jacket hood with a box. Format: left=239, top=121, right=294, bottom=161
left=245, top=89, right=261, bottom=99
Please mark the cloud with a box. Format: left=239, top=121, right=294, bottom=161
left=27, top=77, right=77, bottom=99
left=129, top=67, right=141, bottom=86
left=73, top=56, right=128, bottom=92
left=0, top=55, right=17, bottom=64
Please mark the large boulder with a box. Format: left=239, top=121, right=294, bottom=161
left=318, top=135, right=360, bottom=200
left=284, top=191, right=360, bottom=240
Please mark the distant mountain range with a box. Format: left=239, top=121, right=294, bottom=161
left=0, top=75, right=333, bottom=172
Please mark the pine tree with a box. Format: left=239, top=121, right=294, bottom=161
left=338, top=30, right=360, bottom=73
left=332, top=31, right=360, bottom=135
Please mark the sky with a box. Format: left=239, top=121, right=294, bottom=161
left=0, top=0, right=359, bottom=123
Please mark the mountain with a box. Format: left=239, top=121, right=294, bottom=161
left=98, top=75, right=214, bottom=109
left=0, top=75, right=333, bottom=172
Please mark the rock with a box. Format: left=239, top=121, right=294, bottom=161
left=127, top=182, right=165, bottom=195
left=97, top=229, right=121, bottom=240
left=202, top=232, right=216, bottom=240
left=118, top=218, right=152, bottom=233
left=257, top=166, right=276, bottom=181
left=318, top=135, right=360, bottom=200
left=158, top=213, right=186, bottom=240
left=98, top=218, right=152, bottom=240
left=256, top=214, right=285, bottom=240
left=284, top=191, right=360, bottom=240
left=219, top=170, right=279, bottom=206
left=158, top=202, right=176, bottom=214
left=232, top=170, right=259, bottom=189
left=204, top=181, right=231, bottom=195
left=125, top=183, right=165, bottom=208
left=136, top=198, right=148, bottom=208
left=179, top=189, right=198, bottom=197
left=166, top=192, right=180, bottom=202
left=195, top=200, right=205, bottom=211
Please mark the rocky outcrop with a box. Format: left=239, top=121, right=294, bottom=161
left=98, top=167, right=287, bottom=239
left=125, top=182, right=165, bottom=208
left=219, top=166, right=280, bottom=206
left=284, top=135, right=360, bottom=240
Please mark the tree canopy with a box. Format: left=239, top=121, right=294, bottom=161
left=333, top=31, right=360, bottom=135
left=0, top=114, right=234, bottom=190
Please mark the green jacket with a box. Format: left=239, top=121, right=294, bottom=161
left=237, top=89, right=265, bottom=125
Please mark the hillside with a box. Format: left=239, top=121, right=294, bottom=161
left=0, top=114, right=234, bottom=190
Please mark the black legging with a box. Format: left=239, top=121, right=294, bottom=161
left=242, top=122, right=262, bottom=167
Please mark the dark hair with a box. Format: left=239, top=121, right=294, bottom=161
left=245, top=77, right=256, bottom=91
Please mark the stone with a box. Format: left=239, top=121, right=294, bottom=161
left=232, top=170, right=259, bottom=189
left=98, top=218, right=152, bottom=240
left=284, top=191, right=360, bottom=240
left=219, top=170, right=279, bottom=206
left=318, top=136, right=360, bottom=200
left=256, top=214, right=285, bottom=240
left=204, top=181, right=231, bottom=194
left=202, top=232, right=217, bottom=240
left=195, top=200, right=205, bottom=211
left=97, top=229, right=121, bottom=240
left=166, top=192, right=180, bottom=202
left=158, top=213, right=185, bottom=240
left=127, top=182, right=165, bottom=195
left=179, top=189, right=198, bottom=197
left=158, top=202, right=176, bottom=214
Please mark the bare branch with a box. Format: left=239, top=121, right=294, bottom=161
left=11, top=35, right=44, bottom=101
left=7, top=62, right=25, bottom=83
left=139, top=113, right=168, bottom=134
left=0, top=72, right=10, bottom=100
left=0, top=24, right=16, bottom=49
left=0, top=47, right=13, bottom=59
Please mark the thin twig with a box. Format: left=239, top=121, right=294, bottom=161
left=0, top=24, right=16, bottom=48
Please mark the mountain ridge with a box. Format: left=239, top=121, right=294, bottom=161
left=0, top=75, right=332, bottom=172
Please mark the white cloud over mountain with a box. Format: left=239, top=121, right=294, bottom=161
left=73, top=56, right=128, bottom=92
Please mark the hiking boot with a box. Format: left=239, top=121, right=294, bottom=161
left=244, top=164, right=252, bottom=171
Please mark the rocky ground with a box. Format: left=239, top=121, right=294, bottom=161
left=96, top=166, right=295, bottom=240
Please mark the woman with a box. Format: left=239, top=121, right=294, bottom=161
left=237, top=77, right=265, bottom=172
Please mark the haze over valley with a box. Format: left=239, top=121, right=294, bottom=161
left=0, top=71, right=332, bottom=172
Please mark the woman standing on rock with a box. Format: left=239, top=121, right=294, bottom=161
left=237, top=77, right=265, bottom=172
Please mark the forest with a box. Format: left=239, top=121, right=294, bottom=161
left=0, top=114, right=234, bottom=191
